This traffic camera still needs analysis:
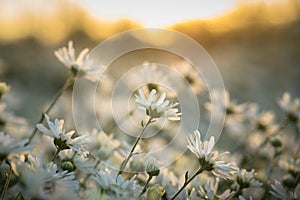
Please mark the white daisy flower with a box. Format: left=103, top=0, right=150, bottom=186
left=172, top=60, right=206, bottom=95
left=278, top=92, right=300, bottom=122
left=156, top=169, right=187, bottom=199
left=198, top=178, right=218, bottom=200
left=135, top=88, right=181, bottom=121
left=0, top=132, right=32, bottom=161
left=230, top=168, right=262, bottom=190
left=187, top=130, right=237, bottom=179
left=270, top=180, right=288, bottom=199
left=205, top=90, right=247, bottom=120
left=54, top=40, right=103, bottom=82
left=197, top=178, right=234, bottom=200
left=279, top=157, right=300, bottom=174
left=93, top=169, right=141, bottom=199
left=36, top=114, right=89, bottom=154
left=87, top=130, right=120, bottom=161
left=127, top=62, right=173, bottom=95
left=0, top=103, right=29, bottom=139
left=238, top=195, right=253, bottom=200
left=18, top=155, right=79, bottom=199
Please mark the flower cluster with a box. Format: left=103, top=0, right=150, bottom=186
left=1, top=41, right=299, bottom=200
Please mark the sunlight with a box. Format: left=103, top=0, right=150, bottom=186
left=79, top=0, right=237, bottom=27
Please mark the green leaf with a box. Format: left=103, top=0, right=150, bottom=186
left=184, top=171, right=189, bottom=183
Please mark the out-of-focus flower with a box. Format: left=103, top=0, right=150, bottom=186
left=230, top=168, right=262, bottom=191
left=93, top=169, right=141, bottom=199
left=172, top=60, right=206, bottom=95
left=246, top=104, right=278, bottom=134
left=54, top=40, right=103, bottom=82
left=0, top=82, right=10, bottom=98
left=36, top=114, right=89, bottom=154
left=130, top=156, right=144, bottom=172
left=238, top=195, right=253, bottom=200
left=58, top=149, right=96, bottom=173
left=18, top=155, right=79, bottom=199
left=128, top=62, right=173, bottom=95
left=87, top=130, right=120, bottom=161
left=205, top=90, right=247, bottom=120
left=156, top=169, right=188, bottom=199
left=205, top=90, right=247, bottom=136
left=270, top=180, right=288, bottom=199
left=279, top=157, right=300, bottom=174
left=0, top=132, right=32, bottom=161
left=198, top=178, right=219, bottom=199
left=187, top=130, right=237, bottom=179
left=197, top=178, right=234, bottom=200
left=135, top=88, right=181, bottom=121
left=147, top=184, right=165, bottom=200
left=278, top=92, right=300, bottom=123
left=0, top=103, right=29, bottom=138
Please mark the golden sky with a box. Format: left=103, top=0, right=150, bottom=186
left=0, top=0, right=296, bottom=44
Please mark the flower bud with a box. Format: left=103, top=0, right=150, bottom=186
left=271, top=137, right=282, bottom=148
left=146, top=157, right=160, bottom=177
left=147, top=184, right=164, bottom=200
left=61, top=161, right=75, bottom=171
left=283, top=173, right=297, bottom=189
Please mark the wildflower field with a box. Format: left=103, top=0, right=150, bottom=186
left=0, top=1, right=300, bottom=200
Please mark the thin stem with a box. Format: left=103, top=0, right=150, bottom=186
left=139, top=175, right=153, bottom=197
left=117, top=118, right=153, bottom=177
left=170, top=167, right=206, bottom=200
left=1, top=162, right=12, bottom=200
left=25, top=76, right=75, bottom=146
left=294, top=138, right=300, bottom=160
left=51, top=149, right=60, bottom=161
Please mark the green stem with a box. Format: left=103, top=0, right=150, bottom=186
left=139, top=175, right=153, bottom=197
left=1, top=162, right=12, bottom=200
left=117, top=118, right=153, bottom=177
left=25, top=75, right=75, bottom=146
left=170, top=167, right=206, bottom=200
left=51, top=149, right=60, bottom=161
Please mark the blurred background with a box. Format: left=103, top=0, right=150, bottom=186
left=0, top=0, right=299, bottom=127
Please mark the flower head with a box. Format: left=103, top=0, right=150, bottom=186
left=135, top=88, right=181, bottom=121
left=0, top=82, right=10, bottom=98
left=172, top=60, right=206, bottom=94
left=36, top=114, right=89, bottom=154
left=187, top=130, right=237, bottom=179
left=54, top=40, right=103, bottom=82
left=205, top=90, right=247, bottom=119
left=93, top=169, right=141, bottom=199
left=270, top=180, right=288, bottom=199
left=278, top=92, right=300, bottom=122
left=230, top=168, right=262, bottom=190
left=0, top=132, right=32, bottom=161
left=17, top=155, right=79, bottom=199
left=196, top=178, right=234, bottom=200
